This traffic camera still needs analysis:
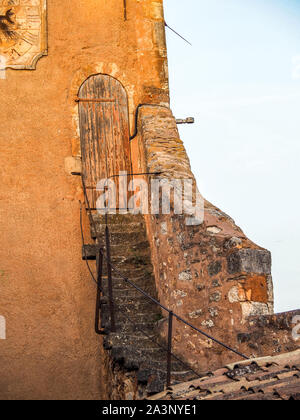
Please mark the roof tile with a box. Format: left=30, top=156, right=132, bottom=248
left=149, top=349, right=300, bottom=401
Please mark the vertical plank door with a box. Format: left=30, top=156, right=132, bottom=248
left=78, top=74, right=132, bottom=210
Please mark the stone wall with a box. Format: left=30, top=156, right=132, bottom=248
left=102, top=351, right=139, bottom=401
left=241, top=310, right=300, bottom=357
left=135, top=106, right=277, bottom=372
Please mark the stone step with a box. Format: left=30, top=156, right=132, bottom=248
left=92, top=221, right=145, bottom=236
left=87, top=211, right=197, bottom=397
left=101, top=276, right=156, bottom=293
left=103, top=262, right=154, bottom=277
left=91, top=215, right=146, bottom=240
left=102, top=284, right=157, bottom=298
left=115, top=352, right=190, bottom=374
left=128, top=360, right=197, bottom=387
left=111, top=294, right=158, bottom=307
left=110, top=299, right=160, bottom=313
left=108, top=346, right=190, bottom=374
left=107, top=270, right=155, bottom=281
left=102, top=293, right=158, bottom=309
left=102, top=289, right=157, bottom=302
left=110, top=346, right=164, bottom=361
left=137, top=368, right=198, bottom=394
left=101, top=320, right=159, bottom=335
left=107, top=230, right=147, bottom=242
left=107, top=253, right=152, bottom=267
left=103, top=332, right=159, bottom=350
left=104, top=246, right=151, bottom=263
left=99, top=296, right=159, bottom=312
left=138, top=360, right=195, bottom=377
left=82, top=243, right=152, bottom=262
left=137, top=365, right=196, bottom=382
left=142, top=358, right=187, bottom=371
left=92, top=213, right=144, bottom=225
left=102, top=307, right=161, bottom=323
left=101, top=298, right=161, bottom=317
left=100, top=254, right=151, bottom=267
left=101, top=312, right=161, bottom=330
left=92, top=233, right=148, bottom=248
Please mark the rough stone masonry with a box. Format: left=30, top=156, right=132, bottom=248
left=131, top=105, right=298, bottom=373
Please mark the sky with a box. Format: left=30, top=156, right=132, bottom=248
left=164, top=0, right=300, bottom=312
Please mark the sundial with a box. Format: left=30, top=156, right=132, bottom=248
left=0, top=0, right=47, bottom=70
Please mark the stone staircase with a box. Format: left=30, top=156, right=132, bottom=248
left=87, top=213, right=197, bottom=396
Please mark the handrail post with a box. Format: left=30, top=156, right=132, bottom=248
left=95, top=248, right=104, bottom=334
left=166, top=311, right=173, bottom=388
left=105, top=224, right=116, bottom=332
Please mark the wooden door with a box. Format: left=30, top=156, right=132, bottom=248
left=78, top=74, right=132, bottom=210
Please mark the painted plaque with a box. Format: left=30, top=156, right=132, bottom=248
left=0, top=0, right=47, bottom=70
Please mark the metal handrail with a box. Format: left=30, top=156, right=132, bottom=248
left=111, top=300, right=202, bottom=380
left=81, top=174, right=249, bottom=389
left=106, top=256, right=249, bottom=361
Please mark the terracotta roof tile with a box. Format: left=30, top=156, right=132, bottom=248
left=274, top=384, right=300, bottom=400
left=149, top=349, right=300, bottom=401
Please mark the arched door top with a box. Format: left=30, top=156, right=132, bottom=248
left=78, top=74, right=132, bottom=210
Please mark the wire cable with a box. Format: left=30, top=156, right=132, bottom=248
left=114, top=300, right=203, bottom=380
left=164, top=21, right=192, bottom=46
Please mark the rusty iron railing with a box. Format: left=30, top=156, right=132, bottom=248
left=81, top=175, right=249, bottom=388
left=95, top=248, right=103, bottom=334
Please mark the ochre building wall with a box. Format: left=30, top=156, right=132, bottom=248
left=1, top=0, right=294, bottom=399
left=0, top=0, right=168, bottom=400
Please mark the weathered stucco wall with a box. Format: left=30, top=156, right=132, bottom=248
left=136, top=106, right=276, bottom=372
left=0, top=0, right=168, bottom=400
left=2, top=0, right=296, bottom=400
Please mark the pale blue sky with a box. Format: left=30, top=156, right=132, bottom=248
left=164, top=0, right=300, bottom=312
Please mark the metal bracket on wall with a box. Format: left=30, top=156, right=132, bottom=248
left=123, top=0, right=127, bottom=21
left=176, top=117, right=195, bottom=125
left=75, top=97, right=115, bottom=103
